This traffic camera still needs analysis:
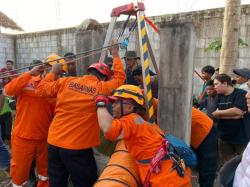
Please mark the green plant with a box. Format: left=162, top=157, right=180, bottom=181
left=204, top=38, right=248, bottom=52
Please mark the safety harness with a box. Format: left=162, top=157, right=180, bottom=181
left=140, top=135, right=186, bottom=187
left=143, top=139, right=170, bottom=187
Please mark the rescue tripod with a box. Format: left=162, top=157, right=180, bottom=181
left=97, top=3, right=188, bottom=180
left=99, top=2, right=159, bottom=123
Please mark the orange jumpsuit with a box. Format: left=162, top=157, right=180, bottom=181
left=36, top=57, right=125, bottom=150
left=105, top=113, right=192, bottom=187
left=4, top=73, right=55, bottom=187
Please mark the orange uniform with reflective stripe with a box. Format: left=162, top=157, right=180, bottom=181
left=4, top=73, right=55, bottom=140
left=4, top=73, right=55, bottom=187
left=36, top=57, right=125, bottom=150
left=191, top=107, right=213, bottom=149
left=10, top=136, right=49, bottom=187
left=105, top=113, right=192, bottom=186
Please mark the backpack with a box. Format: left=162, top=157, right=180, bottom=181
left=165, top=133, right=198, bottom=168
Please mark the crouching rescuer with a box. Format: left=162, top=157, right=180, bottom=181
left=95, top=84, right=192, bottom=187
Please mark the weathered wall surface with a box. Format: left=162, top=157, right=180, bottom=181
left=150, top=5, right=250, bottom=94
left=0, top=34, right=15, bottom=68
left=1, top=5, right=250, bottom=93
left=159, top=22, right=196, bottom=143
left=15, top=28, right=76, bottom=68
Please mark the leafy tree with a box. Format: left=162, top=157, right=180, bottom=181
left=205, top=38, right=248, bottom=53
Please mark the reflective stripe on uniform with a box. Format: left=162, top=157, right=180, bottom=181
left=38, top=174, right=48, bottom=181
left=12, top=181, right=27, bottom=187
left=133, top=117, right=144, bottom=125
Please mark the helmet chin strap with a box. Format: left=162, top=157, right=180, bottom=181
left=120, top=100, right=124, bottom=117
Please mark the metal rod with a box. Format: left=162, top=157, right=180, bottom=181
left=0, top=42, right=120, bottom=77
left=0, top=47, right=110, bottom=80
left=194, top=69, right=205, bottom=82
left=99, top=17, right=118, bottom=63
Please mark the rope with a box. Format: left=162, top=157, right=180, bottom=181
left=144, top=16, right=159, bottom=33
left=117, top=14, right=132, bottom=40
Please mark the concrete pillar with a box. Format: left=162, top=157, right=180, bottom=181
left=158, top=22, right=196, bottom=144
left=75, top=30, right=105, bottom=75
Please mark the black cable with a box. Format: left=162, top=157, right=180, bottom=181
left=118, top=14, right=131, bottom=39
left=102, top=164, right=141, bottom=187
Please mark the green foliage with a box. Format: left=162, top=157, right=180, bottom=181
left=205, top=38, right=248, bottom=52
left=238, top=38, right=248, bottom=47
left=205, top=40, right=221, bottom=52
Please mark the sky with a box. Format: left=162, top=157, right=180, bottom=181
left=0, top=0, right=250, bottom=33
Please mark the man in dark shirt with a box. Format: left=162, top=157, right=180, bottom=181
left=198, top=65, right=215, bottom=102
left=132, top=65, right=158, bottom=98
left=63, top=52, right=77, bottom=77
left=200, top=80, right=217, bottom=119
left=123, top=51, right=140, bottom=85
left=212, top=74, right=250, bottom=164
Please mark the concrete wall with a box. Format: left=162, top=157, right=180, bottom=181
left=1, top=5, right=250, bottom=93
left=0, top=34, right=15, bottom=68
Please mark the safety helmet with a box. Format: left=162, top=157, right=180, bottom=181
left=45, top=54, right=67, bottom=72
left=88, top=62, right=112, bottom=80
left=110, top=84, right=144, bottom=106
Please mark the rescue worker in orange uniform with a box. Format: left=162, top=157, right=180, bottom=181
left=36, top=43, right=125, bottom=187
left=95, top=85, right=192, bottom=187
left=191, top=107, right=218, bottom=187
left=3, top=60, right=56, bottom=187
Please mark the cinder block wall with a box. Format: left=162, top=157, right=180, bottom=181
left=15, top=28, right=77, bottom=68
left=0, top=34, right=15, bottom=68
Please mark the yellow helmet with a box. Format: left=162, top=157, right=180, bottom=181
left=45, top=54, right=68, bottom=72
left=111, top=84, right=144, bottom=106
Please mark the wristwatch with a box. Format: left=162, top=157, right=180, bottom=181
left=96, top=101, right=106, bottom=108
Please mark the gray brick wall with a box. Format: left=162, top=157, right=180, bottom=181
left=0, top=34, right=15, bottom=68
left=15, top=28, right=77, bottom=68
